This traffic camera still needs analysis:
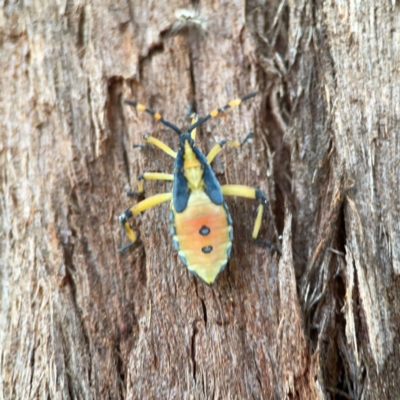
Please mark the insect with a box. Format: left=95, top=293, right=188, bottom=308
left=119, top=92, right=271, bottom=284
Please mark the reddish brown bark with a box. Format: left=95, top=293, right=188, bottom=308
left=1, top=1, right=399, bottom=399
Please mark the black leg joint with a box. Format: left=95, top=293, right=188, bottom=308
left=133, top=134, right=149, bottom=149
left=126, top=190, right=140, bottom=197
left=118, top=242, right=136, bottom=253
left=219, top=139, right=227, bottom=147
left=119, top=209, right=133, bottom=227
left=126, top=174, right=145, bottom=197
left=255, top=189, right=267, bottom=206
left=253, top=238, right=274, bottom=250
left=126, top=190, right=141, bottom=197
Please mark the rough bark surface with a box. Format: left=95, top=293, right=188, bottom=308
left=1, top=0, right=399, bottom=399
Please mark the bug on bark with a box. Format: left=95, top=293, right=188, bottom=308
left=119, top=92, right=271, bottom=284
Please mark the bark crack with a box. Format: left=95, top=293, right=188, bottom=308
left=138, top=42, right=165, bottom=81
left=188, top=42, right=197, bottom=116
left=191, top=322, right=198, bottom=382
left=200, top=298, right=207, bottom=326
left=59, top=224, right=93, bottom=393
left=115, top=341, right=127, bottom=397
left=120, top=106, right=132, bottom=184
left=76, top=6, right=86, bottom=57
left=86, top=80, right=97, bottom=161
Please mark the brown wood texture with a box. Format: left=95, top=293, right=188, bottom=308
left=1, top=1, right=399, bottom=399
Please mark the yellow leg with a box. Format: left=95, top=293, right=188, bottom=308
left=134, top=135, right=177, bottom=159
left=221, top=184, right=272, bottom=248
left=206, top=132, right=253, bottom=164
left=127, top=172, right=174, bottom=196
left=119, top=192, right=173, bottom=252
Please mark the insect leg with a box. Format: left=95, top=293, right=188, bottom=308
left=127, top=173, right=174, bottom=197
left=124, top=100, right=182, bottom=135
left=133, top=135, right=177, bottom=159
left=206, top=132, right=253, bottom=164
left=221, top=184, right=273, bottom=248
left=119, top=192, right=173, bottom=252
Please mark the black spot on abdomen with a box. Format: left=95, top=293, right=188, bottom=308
left=199, top=226, right=210, bottom=236
left=202, top=246, right=213, bottom=254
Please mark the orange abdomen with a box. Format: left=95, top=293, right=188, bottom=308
left=171, top=191, right=232, bottom=284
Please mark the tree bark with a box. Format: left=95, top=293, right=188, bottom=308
left=1, top=0, right=399, bottom=399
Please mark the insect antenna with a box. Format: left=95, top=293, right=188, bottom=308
left=124, top=100, right=183, bottom=136
left=187, top=91, right=258, bottom=133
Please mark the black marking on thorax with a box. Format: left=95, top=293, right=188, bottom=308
left=173, top=147, right=190, bottom=213
left=173, top=135, right=224, bottom=213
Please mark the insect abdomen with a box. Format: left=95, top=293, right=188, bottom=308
left=171, top=191, right=232, bottom=284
